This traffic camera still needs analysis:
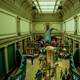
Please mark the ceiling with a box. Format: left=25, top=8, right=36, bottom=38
left=32, top=0, right=64, bottom=13
left=0, top=0, right=78, bottom=20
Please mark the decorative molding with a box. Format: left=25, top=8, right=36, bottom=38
left=0, top=34, right=30, bottom=48
left=0, top=8, right=17, bottom=17
left=0, top=33, right=17, bottom=36
left=63, top=1, right=80, bottom=20
left=0, top=0, right=32, bottom=20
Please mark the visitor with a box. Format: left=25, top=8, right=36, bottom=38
left=31, top=53, right=34, bottom=65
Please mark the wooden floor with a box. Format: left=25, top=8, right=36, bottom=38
left=25, top=58, right=69, bottom=80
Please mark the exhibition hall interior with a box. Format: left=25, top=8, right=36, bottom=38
left=0, top=0, right=80, bottom=80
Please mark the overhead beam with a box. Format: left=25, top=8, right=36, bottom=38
left=68, top=0, right=74, bottom=7
left=35, top=0, right=42, bottom=13
left=53, top=0, right=58, bottom=12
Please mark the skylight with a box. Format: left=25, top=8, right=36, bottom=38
left=32, top=0, right=62, bottom=13
left=39, top=2, right=55, bottom=6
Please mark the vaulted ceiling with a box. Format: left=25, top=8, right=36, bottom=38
left=0, top=0, right=80, bottom=20
left=32, top=0, right=64, bottom=13
left=32, top=0, right=80, bottom=17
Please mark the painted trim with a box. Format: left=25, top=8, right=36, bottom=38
left=0, top=33, right=17, bottom=36
left=0, top=8, right=17, bottom=18
left=33, top=22, right=62, bottom=23
left=20, top=17, right=30, bottom=23
left=0, top=35, right=31, bottom=48
left=64, top=17, right=74, bottom=22
left=21, top=32, right=30, bottom=34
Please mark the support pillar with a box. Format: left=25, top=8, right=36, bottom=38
left=16, top=16, right=21, bottom=36
left=4, top=46, right=8, bottom=73
left=74, top=16, right=78, bottom=35
left=73, top=40, right=75, bottom=53
left=68, top=38, right=71, bottom=53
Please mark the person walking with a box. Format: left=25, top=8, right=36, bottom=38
left=31, top=53, right=34, bottom=65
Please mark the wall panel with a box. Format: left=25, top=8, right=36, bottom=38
left=51, top=23, right=62, bottom=33
left=65, top=18, right=75, bottom=34
left=78, top=16, right=80, bottom=35
left=33, top=22, right=62, bottom=33
left=20, top=19, right=30, bottom=35
left=0, top=11, right=17, bottom=39
left=34, top=22, right=46, bottom=33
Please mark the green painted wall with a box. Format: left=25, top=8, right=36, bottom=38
left=65, top=18, right=75, bottom=34
left=0, top=8, right=31, bottom=39
left=0, top=9, right=17, bottom=39
left=78, top=15, right=80, bottom=35
left=0, top=0, right=32, bottom=20
left=50, top=22, right=62, bottom=33
left=33, top=22, right=62, bottom=33
left=63, top=14, right=80, bottom=35
left=62, top=0, right=80, bottom=35
left=20, top=19, right=30, bottom=35
left=33, top=22, right=46, bottom=33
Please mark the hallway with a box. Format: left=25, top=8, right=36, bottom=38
left=0, top=0, right=80, bottom=80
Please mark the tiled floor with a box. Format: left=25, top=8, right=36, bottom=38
left=25, top=58, right=69, bottom=80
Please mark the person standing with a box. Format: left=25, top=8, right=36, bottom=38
left=31, top=52, right=34, bottom=65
